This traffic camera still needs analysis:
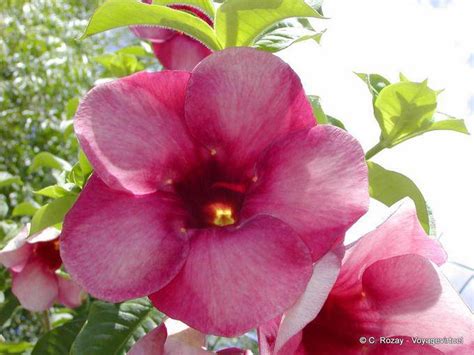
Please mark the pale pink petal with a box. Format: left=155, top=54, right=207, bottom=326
left=11, top=260, right=58, bottom=312
left=242, top=125, right=368, bottom=260
left=338, top=199, right=447, bottom=289
left=150, top=216, right=313, bottom=336
left=0, top=225, right=32, bottom=270
left=217, top=349, right=253, bottom=355
left=152, top=35, right=212, bottom=71
left=57, top=276, right=85, bottom=308
left=128, top=324, right=167, bottom=355
left=27, top=227, right=60, bottom=244
left=185, top=47, right=314, bottom=178
left=60, top=175, right=189, bottom=302
left=272, top=250, right=343, bottom=354
left=363, top=254, right=474, bottom=354
left=258, top=317, right=281, bottom=355
left=75, top=71, right=204, bottom=195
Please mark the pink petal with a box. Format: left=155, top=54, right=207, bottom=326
left=338, top=199, right=447, bottom=289
left=242, top=125, right=368, bottom=260
left=57, top=276, right=85, bottom=308
left=27, top=227, right=60, bottom=244
left=363, top=254, right=473, bottom=354
left=272, top=250, right=343, bottom=354
left=150, top=216, right=313, bottom=336
left=184, top=47, right=315, bottom=178
left=217, top=349, right=253, bottom=355
left=152, top=35, right=212, bottom=71
left=0, top=225, right=32, bottom=270
left=11, top=260, right=58, bottom=312
left=128, top=324, right=167, bottom=355
left=75, top=71, right=203, bottom=195
left=60, top=175, right=189, bottom=302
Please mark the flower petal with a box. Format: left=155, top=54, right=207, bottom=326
left=338, top=199, right=447, bottom=289
left=242, top=125, right=368, bottom=260
left=75, top=71, right=202, bottom=194
left=0, top=225, right=32, bottom=270
left=152, top=35, right=212, bottom=71
left=57, top=276, right=85, bottom=308
left=150, top=216, right=313, bottom=336
left=363, top=254, right=473, bottom=354
left=60, top=175, right=189, bottom=302
left=185, top=47, right=314, bottom=177
left=272, top=250, right=343, bottom=354
left=27, top=227, right=60, bottom=244
left=11, top=260, right=58, bottom=312
left=128, top=324, right=167, bottom=355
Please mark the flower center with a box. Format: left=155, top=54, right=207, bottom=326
left=33, top=239, right=62, bottom=271
left=204, top=202, right=236, bottom=227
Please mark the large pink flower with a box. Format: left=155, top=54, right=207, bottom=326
left=259, top=200, right=473, bottom=354
left=60, top=47, right=368, bottom=336
left=0, top=225, right=85, bottom=312
left=128, top=318, right=251, bottom=355
left=130, top=0, right=212, bottom=70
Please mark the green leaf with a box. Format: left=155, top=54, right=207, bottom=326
left=368, top=161, right=430, bottom=233
left=374, top=81, right=469, bottom=147
left=0, top=289, right=19, bottom=327
left=215, top=0, right=324, bottom=48
left=12, top=201, right=40, bottom=217
left=83, top=0, right=221, bottom=50
left=0, top=342, right=33, bottom=355
left=32, top=318, right=86, bottom=355
left=326, top=115, right=346, bottom=130
left=356, top=72, right=390, bottom=99
left=34, top=184, right=75, bottom=199
left=29, top=152, right=72, bottom=173
left=30, top=195, right=77, bottom=235
left=0, top=200, right=8, bottom=219
left=255, top=20, right=325, bottom=52
left=308, top=95, right=328, bottom=123
left=0, top=172, right=22, bottom=188
left=70, top=298, right=162, bottom=355
left=78, top=150, right=93, bottom=177
left=66, top=98, right=80, bottom=119
left=153, top=0, right=215, bottom=19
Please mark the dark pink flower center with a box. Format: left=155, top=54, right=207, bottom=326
left=33, top=239, right=62, bottom=271
left=173, top=161, right=250, bottom=228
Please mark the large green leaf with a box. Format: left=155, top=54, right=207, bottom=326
left=153, top=0, right=215, bottom=19
left=215, top=0, right=323, bottom=48
left=0, top=342, right=33, bottom=355
left=368, top=161, right=430, bottom=233
left=0, top=289, right=19, bottom=327
left=34, top=184, right=75, bottom=199
left=30, top=195, right=77, bottom=235
left=83, top=0, right=221, bottom=50
left=12, top=201, right=40, bottom=217
left=255, top=19, right=324, bottom=52
left=32, top=318, right=86, bottom=355
left=373, top=81, right=469, bottom=148
left=70, top=298, right=162, bottom=355
left=0, top=172, right=22, bottom=188
left=29, top=152, right=72, bottom=173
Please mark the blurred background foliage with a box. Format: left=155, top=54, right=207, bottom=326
left=0, top=0, right=155, bottom=345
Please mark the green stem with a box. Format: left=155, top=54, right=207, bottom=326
left=41, top=310, right=51, bottom=333
left=365, top=141, right=386, bottom=160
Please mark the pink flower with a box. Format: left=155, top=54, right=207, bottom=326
left=0, top=224, right=85, bottom=312
left=60, top=47, right=368, bottom=336
left=259, top=200, right=473, bottom=354
left=128, top=318, right=252, bottom=355
left=130, top=0, right=212, bottom=70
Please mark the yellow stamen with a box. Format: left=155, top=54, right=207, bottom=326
left=213, top=207, right=235, bottom=227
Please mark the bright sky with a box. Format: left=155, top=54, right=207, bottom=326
left=279, top=0, right=474, bottom=309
